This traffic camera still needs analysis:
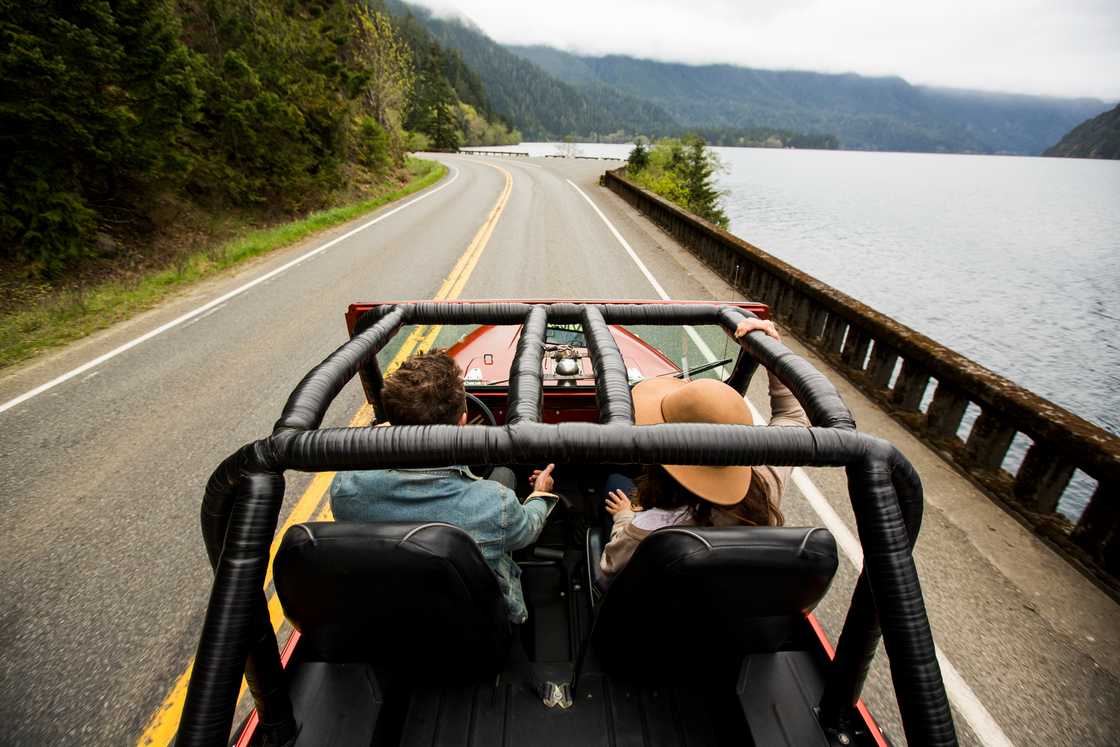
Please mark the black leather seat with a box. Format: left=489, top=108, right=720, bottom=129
left=274, top=521, right=512, bottom=676
left=589, top=526, right=838, bottom=681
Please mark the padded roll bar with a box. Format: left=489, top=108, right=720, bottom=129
left=274, top=305, right=404, bottom=433
left=718, top=306, right=856, bottom=430
left=580, top=305, right=634, bottom=424
left=506, top=305, right=548, bottom=424
left=359, top=301, right=761, bottom=326
left=181, top=301, right=956, bottom=747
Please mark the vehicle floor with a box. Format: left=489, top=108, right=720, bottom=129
left=400, top=673, right=748, bottom=746
left=285, top=661, right=753, bottom=747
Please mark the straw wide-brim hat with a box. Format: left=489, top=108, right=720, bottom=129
left=632, top=377, right=753, bottom=505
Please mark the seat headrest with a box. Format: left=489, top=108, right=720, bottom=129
left=274, top=521, right=511, bottom=671
left=593, top=526, right=838, bottom=680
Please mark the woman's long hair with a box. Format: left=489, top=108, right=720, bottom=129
left=634, top=465, right=783, bottom=527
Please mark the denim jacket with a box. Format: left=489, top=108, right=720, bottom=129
left=329, top=466, right=556, bottom=623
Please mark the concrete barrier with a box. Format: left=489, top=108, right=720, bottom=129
left=604, top=166, right=1119, bottom=595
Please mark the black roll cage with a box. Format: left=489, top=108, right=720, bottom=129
left=177, top=301, right=958, bottom=747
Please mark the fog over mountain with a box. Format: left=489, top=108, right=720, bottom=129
left=412, top=0, right=1120, bottom=101
left=390, top=0, right=1112, bottom=154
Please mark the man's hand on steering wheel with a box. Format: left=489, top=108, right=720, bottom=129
left=529, top=464, right=556, bottom=494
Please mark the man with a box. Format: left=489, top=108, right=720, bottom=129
left=330, top=349, right=558, bottom=624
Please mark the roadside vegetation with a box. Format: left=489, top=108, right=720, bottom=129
left=626, top=138, right=730, bottom=229
left=0, top=159, right=444, bottom=370
left=0, top=1, right=519, bottom=369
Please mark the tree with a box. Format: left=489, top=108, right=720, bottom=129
left=625, top=137, right=729, bottom=229
left=0, top=0, right=199, bottom=276
left=429, top=101, right=461, bottom=150
left=346, top=5, right=413, bottom=157
left=627, top=138, right=649, bottom=174
left=676, top=136, right=728, bottom=228
left=405, top=40, right=462, bottom=150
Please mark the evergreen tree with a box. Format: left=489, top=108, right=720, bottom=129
left=405, top=41, right=462, bottom=150
left=429, top=101, right=462, bottom=150
left=676, top=136, right=728, bottom=227
left=627, top=138, right=649, bottom=174
left=625, top=137, right=729, bottom=229
left=0, top=0, right=199, bottom=275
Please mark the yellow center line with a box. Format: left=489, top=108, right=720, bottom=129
left=138, top=161, right=513, bottom=746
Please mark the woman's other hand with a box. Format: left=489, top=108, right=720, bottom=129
left=605, top=489, right=634, bottom=516
left=734, top=317, right=781, bottom=342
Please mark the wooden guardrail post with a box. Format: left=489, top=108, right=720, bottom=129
left=841, top=326, right=872, bottom=371
left=822, top=314, right=847, bottom=356
left=964, top=410, right=1016, bottom=471
left=866, top=343, right=898, bottom=390
left=925, top=382, right=969, bottom=439
left=891, top=361, right=929, bottom=413
left=1013, top=445, right=1075, bottom=514
left=1072, top=484, right=1118, bottom=566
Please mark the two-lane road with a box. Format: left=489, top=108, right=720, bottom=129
left=0, top=153, right=1116, bottom=745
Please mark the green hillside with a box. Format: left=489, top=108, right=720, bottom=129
left=1043, top=104, right=1120, bottom=159
left=384, top=0, right=678, bottom=139
left=509, top=45, right=1111, bottom=155
left=0, top=0, right=520, bottom=281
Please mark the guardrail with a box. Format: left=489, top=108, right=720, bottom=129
left=543, top=154, right=625, bottom=160
left=604, top=166, right=1119, bottom=595
left=459, top=149, right=530, bottom=157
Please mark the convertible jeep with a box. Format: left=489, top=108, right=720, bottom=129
left=175, top=300, right=956, bottom=747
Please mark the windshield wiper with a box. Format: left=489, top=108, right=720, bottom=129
left=671, top=357, right=734, bottom=379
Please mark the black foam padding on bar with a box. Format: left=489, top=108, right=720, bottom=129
left=359, top=301, right=742, bottom=326
left=581, top=306, right=634, bottom=424
left=278, top=422, right=860, bottom=471
left=273, top=306, right=404, bottom=433
left=725, top=350, right=758, bottom=395
left=180, top=471, right=294, bottom=746
left=843, top=442, right=955, bottom=746
left=718, top=307, right=856, bottom=431
left=819, top=450, right=924, bottom=733
left=506, top=305, right=548, bottom=424
left=724, top=308, right=759, bottom=394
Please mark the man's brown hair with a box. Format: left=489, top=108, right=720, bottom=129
left=379, top=349, right=466, bottom=426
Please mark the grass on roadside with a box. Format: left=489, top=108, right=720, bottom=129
left=0, top=158, right=446, bottom=371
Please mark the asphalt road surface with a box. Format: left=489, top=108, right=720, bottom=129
left=0, top=154, right=1116, bottom=745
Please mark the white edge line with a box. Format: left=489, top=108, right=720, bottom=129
left=0, top=167, right=460, bottom=416
left=567, top=177, right=1015, bottom=747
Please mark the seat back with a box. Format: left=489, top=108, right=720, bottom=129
left=591, top=526, right=837, bottom=681
left=274, top=521, right=511, bottom=674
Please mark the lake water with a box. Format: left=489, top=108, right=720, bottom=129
left=464, top=143, right=1120, bottom=517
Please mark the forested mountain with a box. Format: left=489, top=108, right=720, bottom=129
left=0, top=0, right=513, bottom=278
left=384, top=0, right=678, bottom=139
left=509, top=45, right=1111, bottom=155
left=1043, top=104, right=1120, bottom=159
left=384, top=4, right=519, bottom=148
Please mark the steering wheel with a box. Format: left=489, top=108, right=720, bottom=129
left=464, top=391, right=497, bottom=479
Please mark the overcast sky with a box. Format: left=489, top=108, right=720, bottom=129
left=413, top=0, right=1120, bottom=101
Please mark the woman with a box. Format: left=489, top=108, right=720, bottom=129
left=599, top=318, right=810, bottom=576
